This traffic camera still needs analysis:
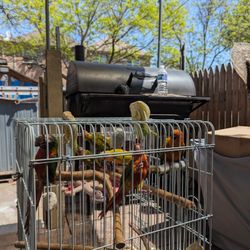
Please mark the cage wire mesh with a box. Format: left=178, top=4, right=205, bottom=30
left=14, top=118, right=214, bottom=250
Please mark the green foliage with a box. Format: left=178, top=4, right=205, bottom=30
left=160, top=0, right=189, bottom=68
left=0, top=0, right=188, bottom=68
left=185, top=0, right=228, bottom=72
left=222, top=0, right=250, bottom=47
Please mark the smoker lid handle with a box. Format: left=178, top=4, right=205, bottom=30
left=133, top=71, right=158, bottom=80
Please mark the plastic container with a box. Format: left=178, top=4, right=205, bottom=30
left=157, top=65, right=168, bottom=95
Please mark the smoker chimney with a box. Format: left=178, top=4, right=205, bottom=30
left=75, top=45, right=85, bottom=61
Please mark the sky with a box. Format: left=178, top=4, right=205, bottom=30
left=0, top=0, right=236, bottom=69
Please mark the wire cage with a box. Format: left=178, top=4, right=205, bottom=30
left=14, top=118, right=214, bottom=250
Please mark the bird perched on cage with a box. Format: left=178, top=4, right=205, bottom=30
left=25, top=134, right=59, bottom=234
left=129, top=100, right=157, bottom=138
left=63, top=111, right=79, bottom=155
left=84, top=130, right=112, bottom=152
left=102, top=149, right=132, bottom=166
left=98, top=144, right=149, bottom=219
left=165, top=129, right=185, bottom=163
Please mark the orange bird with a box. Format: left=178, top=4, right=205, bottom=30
left=99, top=149, right=149, bottom=219
left=165, top=129, right=185, bottom=163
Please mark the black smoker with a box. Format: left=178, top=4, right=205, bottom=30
left=66, top=61, right=208, bottom=119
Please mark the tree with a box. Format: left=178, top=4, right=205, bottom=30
left=222, top=0, right=250, bottom=47
left=91, top=0, right=156, bottom=64
left=185, top=0, right=228, bottom=72
left=0, top=0, right=188, bottom=67
left=159, top=0, right=189, bottom=68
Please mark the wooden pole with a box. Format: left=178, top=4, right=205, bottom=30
left=14, top=241, right=93, bottom=250
left=143, top=183, right=196, bottom=209
left=39, top=77, right=47, bottom=117
left=129, top=223, right=150, bottom=250
left=56, top=170, right=113, bottom=200
left=56, top=170, right=126, bottom=247
left=56, top=171, right=196, bottom=209
left=114, top=209, right=125, bottom=249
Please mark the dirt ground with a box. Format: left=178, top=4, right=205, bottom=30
left=0, top=181, right=223, bottom=250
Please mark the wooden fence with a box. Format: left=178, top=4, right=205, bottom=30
left=190, top=63, right=250, bottom=130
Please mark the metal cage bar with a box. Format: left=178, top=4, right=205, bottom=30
left=14, top=118, right=214, bottom=250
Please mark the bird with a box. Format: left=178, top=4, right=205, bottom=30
left=165, top=129, right=185, bottom=163
left=62, top=111, right=79, bottom=155
left=129, top=101, right=156, bottom=138
left=98, top=145, right=149, bottom=219
left=84, top=131, right=111, bottom=153
left=25, top=134, right=58, bottom=234
left=101, top=149, right=132, bottom=166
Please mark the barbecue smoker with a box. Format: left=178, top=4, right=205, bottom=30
left=66, top=61, right=208, bottom=118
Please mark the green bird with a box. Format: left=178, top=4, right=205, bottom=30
left=63, top=111, right=79, bottom=155
left=129, top=101, right=157, bottom=138
left=84, top=131, right=111, bottom=152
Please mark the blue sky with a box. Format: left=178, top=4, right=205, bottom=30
left=0, top=0, right=235, bottom=69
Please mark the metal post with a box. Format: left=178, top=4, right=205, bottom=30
left=157, top=0, right=162, bottom=68
left=56, top=26, right=61, bottom=51
left=180, top=43, right=185, bottom=70
left=45, top=0, right=50, bottom=50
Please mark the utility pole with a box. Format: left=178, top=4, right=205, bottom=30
left=42, top=0, right=63, bottom=118
left=157, top=0, right=162, bottom=68
left=45, top=0, right=50, bottom=50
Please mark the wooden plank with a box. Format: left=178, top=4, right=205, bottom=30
left=219, top=64, right=226, bottom=129
left=225, top=64, right=233, bottom=128
left=190, top=72, right=199, bottom=120
left=197, top=70, right=203, bottom=120
left=203, top=69, right=209, bottom=121
left=213, top=66, right=220, bottom=130
left=238, top=75, right=247, bottom=126
left=14, top=241, right=93, bottom=250
left=247, top=95, right=250, bottom=126
left=39, top=77, right=48, bottom=117
left=46, top=49, right=63, bottom=117
left=0, top=170, right=15, bottom=182
left=232, top=69, right=239, bottom=127
left=8, top=68, right=37, bottom=84
left=208, top=68, right=215, bottom=124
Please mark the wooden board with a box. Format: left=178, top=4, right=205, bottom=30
left=210, top=126, right=250, bottom=157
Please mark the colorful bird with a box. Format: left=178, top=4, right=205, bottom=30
left=101, top=149, right=132, bottom=166
left=62, top=111, right=79, bottom=155
left=129, top=101, right=156, bottom=138
left=165, top=129, right=185, bottom=163
left=84, top=131, right=111, bottom=152
left=98, top=148, right=149, bottom=219
left=25, top=134, right=58, bottom=234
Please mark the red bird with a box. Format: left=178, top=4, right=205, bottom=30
left=165, top=129, right=185, bottom=163
left=99, top=148, right=149, bottom=219
left=25, top=135, right=58, bottom=234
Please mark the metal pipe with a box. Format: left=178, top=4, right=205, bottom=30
left=75, top=45, right=85, bottom=61
left=45, top=0, right=50, bottom=50
left=56, top=26, right=61, bottom=51
left=180, top=43, right=185, bottom=70
left=157, top=0, right=162, bottom=68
